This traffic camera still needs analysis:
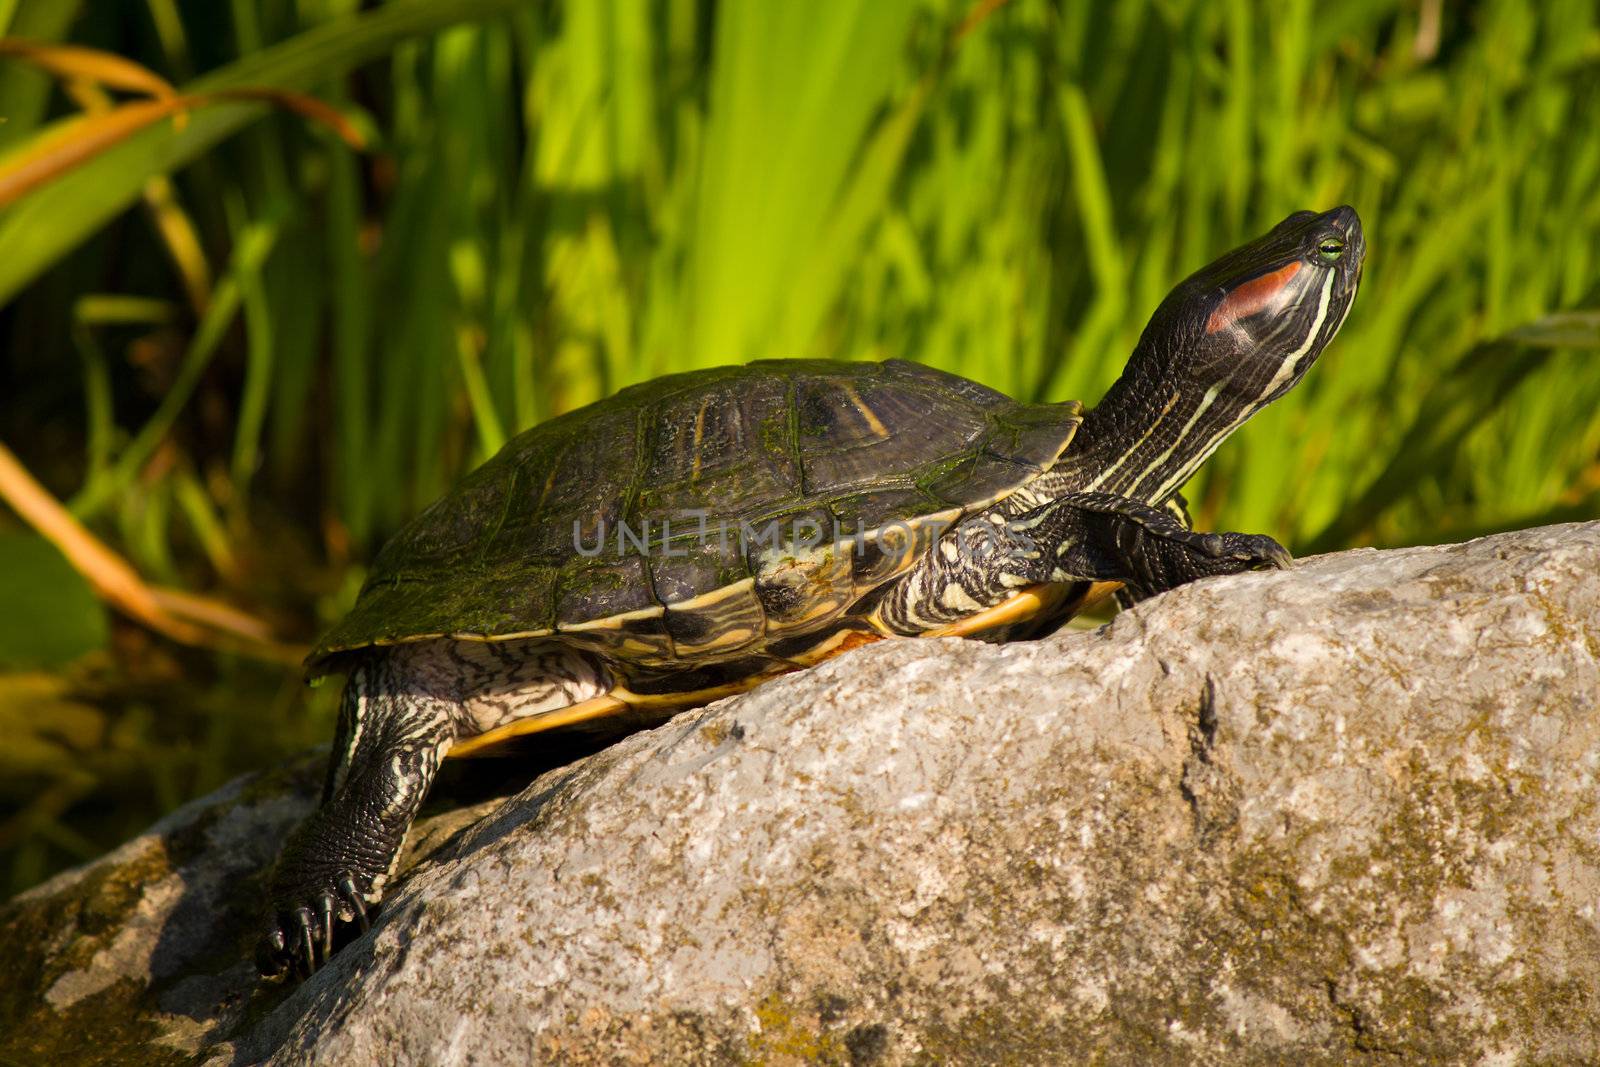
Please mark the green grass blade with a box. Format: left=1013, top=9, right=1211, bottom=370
left=70, top=215, right=283, bottom=518
left=229, top=205, right=281, bottom=497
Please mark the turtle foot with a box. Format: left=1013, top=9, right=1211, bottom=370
left=258, top=800, right=395, bottom=980
left=1207, top=531, right=1292, bottom=571
left=258, top=870, right=377, bottom=979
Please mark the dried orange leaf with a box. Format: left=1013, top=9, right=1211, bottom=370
left=0, top=99, right=186, bottom=210
left=0, top=441, right=304, bottom=663
left=208, top=87, right=366, bottom=149
left=0, top=440, right=201, bottom=644
left=142, top=174, right=212, bottom=312
left=0, top=83, right=361, bottom=211
left=0, top=38, right=178, bottom=99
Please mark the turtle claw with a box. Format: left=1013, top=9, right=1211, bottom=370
left=338, top=874, right=370, bottom=932
left=291, top=905, right=317, bottom=976
left=314, top=892, right=337, bottom=959
left=255, top=926, right=290, bottom=979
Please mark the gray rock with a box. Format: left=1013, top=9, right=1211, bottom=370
left=3, top=522, right=1598, bottom=1065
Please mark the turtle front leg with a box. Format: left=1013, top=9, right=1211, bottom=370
left=1018, top=491, right=1290, bottom=598
left=1115, top=491, right=1194, bottom=609
left=876, top=491, right=1288, bottom=633
left=258, top=653, right=457, bottom=979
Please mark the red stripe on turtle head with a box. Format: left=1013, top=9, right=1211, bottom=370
left=1206, top=260, right=1303, bottom=335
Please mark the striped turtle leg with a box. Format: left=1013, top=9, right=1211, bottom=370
left=877, top=492, right=1287, bottom=633
left=1013, top=491, right=1290, bottom=598
left=258, top=651, right=457, bottom=978
left=1115, top=491, right=1194, bottom=609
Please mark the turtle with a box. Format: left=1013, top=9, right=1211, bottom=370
left=258, top=205, right=1365, bottom=977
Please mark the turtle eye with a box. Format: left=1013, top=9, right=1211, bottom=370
left=1316, top=237, right=1345, bottom=263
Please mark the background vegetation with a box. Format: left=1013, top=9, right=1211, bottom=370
left=1, top=0, right=1596, bottom=894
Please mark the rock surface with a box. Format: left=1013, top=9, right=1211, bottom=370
left=2, top=522, right=1598, bottom=1065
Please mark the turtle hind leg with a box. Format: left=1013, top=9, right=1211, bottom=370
left=258, top=650, right=456, bottom=979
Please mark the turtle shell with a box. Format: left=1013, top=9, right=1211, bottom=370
left=308, top=359, right=1082, bottom=677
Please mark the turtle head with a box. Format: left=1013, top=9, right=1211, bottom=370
left=1077, top=206, right=1364, bottom=504
left=1168, top=204, right=1365, bottom=403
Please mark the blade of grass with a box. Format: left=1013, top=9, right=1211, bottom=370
left=69, top=321, right=113, bottom=484
left=228, top=203, right=281, bottom=497
left=72, top=214, right=283, bottom=518
left=325, top=147, right=373, bottom=544
left=142, top=0, right=192, bottom=82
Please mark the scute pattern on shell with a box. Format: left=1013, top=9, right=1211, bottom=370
left=308, top=360, right=1081, bottom=675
